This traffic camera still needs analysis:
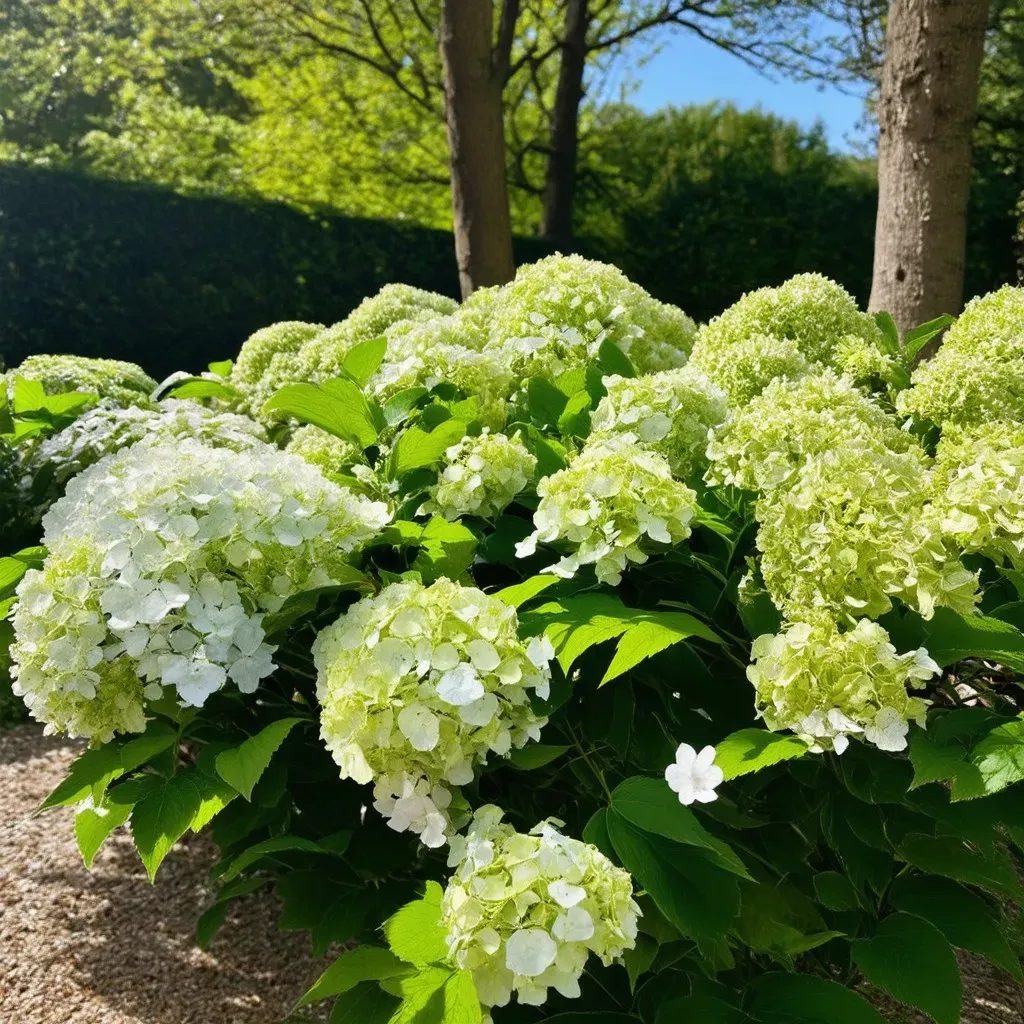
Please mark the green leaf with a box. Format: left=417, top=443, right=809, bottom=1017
left=921, top=607, right=1024, bottom=671
left=557, top=390, right=592, bottom=438
left=276, top=870, right=372, bottom=955
left=540, top=1015, right=643, bottom=1023
left=387, top=965, right=450, bottom=1024
left=606, top=810, right=739, bottom=954
left=12, top=376, right=46, bottom=412
left=0, top=557, right=28, bottom=595
left=873, top=311, right=901, bottom=356
left=297, top=947, right=408, bottom=1007
left=657, top=997, right=745, bottom=1024
left=130, top=773, right=204, bottom=882
left=891, top=875, right=1023, bottom=982
left=748, top=973, right=886, bottom=1024
left=383, top=387, right=429, bottom=428
left=439, top=969, right=482, bottom=1024
left=903, top=314, right=954, bottom=360
left=596, top=340, right=635, bottom=378
left=119, top=720, right=179, bottom=773
left=383, top=881, right=447, bottom=966
left=494, top=575, right=561, bottom=609
left=263, top=379, right=377, bottom=446
left=601, top=612, right=721, bottom=684
left=208, top=359, right=233, bottom=378
left=220, top=835, right=327, bottom=882
left=851, top=912, right=961, bottom=1024
left=215, top=718, right=301, bottom=801
left=342, top=336, right=387, bottom=387
left=507, top=744, right=571, bottom=770
left=812, top=871, right=861, bottom=911
left=166, top=378, right=240, bottom=400
left=195, top=877, right=265, bottom=949
left=610, top=777, right=751, bottom=878
left=714, top=730, right=807, bottom=780
left=75, top=797, right=132, bottom=868
left=41, top=744, right=124, bottom=810
left=582, top=808, right=616, bottom=861
left=410, top=517, right=478, bottom=582
left=898, top=833, right=1024, bottom=905
left=965, top=717, right=1024, bottom=799
left=389, top=419, right=468, bottom=476
left=527, top=377, right=569, bottom=429
left=623, top=933, right=658, bottom=993
left=330, top=982, right=400, bottom=1024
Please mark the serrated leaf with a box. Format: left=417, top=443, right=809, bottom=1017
left=40, top=744, right=124, bottom=810
left=297, top=946, right=408, bottom=1007
left=440, top=969, right=482, bottom=1024
left=166, top=378, right=240, bottom=400
left=623, top=933, right=658, bottom=993
left=387, top=965, right=451, bottom=1024
left=903, top=314, right=953, bottom=360
left=922, top=607, right=1024, bottom=671
left=601, top=612, right=720, bottom=683
left=220, top=835, right=326, bottom=882
left=610, top=776, right=750, bottom=878
left=383, top=387, right=429, bottom=428
left=130, top=772, right=203, bottom=881
left=389, top=419, right=467, bottom=476
left=277, top=871, right=371, bottom=956
left=507, top=744, right=570, bottom=770
left=898, top=833, right=1024, bottom=904
left=75, top=797, right=132, bottom=868
left=383, top=881, right=447, bottom=966
left=812, top=870, right=861, bottom=911
left=342, top=336, right=387, bottom=387
left=527, top=377, right=569, bottom=429
left=263, top=380, right=377, bottom=446
left=851, top=912, right=961, bottom=1024
left=493, top=575, right=561, bottom=609
left=410, top=517, right=478, bottom=582
left=215, top=718, right=301, bottom=801
left=208, top=359, right=233, bottom=378
left=557, top=389, right=592, bottom=438
left=329, top=982, right=400, bottom=1024
left=749, top=973, right=886, bottom=1024
left=714, top=730, right=808, bottom=781
left=891, top=875, right=1023, bottom=982
left=964, top=717, right=1024, bottom=799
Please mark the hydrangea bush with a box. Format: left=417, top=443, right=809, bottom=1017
left=3, top=261, right=1024, bottom=1024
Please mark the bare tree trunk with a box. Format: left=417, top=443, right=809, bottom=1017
left=542, top=0, right=589, bottom=246
left=868, top=0, right=989, bottom=333
left=439, top=0, right=516, bottom=298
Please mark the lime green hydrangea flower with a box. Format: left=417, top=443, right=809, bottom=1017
left=230, top=320, right=324, bottom=419
left=930, top=420, right=1024, bottom=568
left=756, top=443, right=978, bottom=624
left=896, top=285, right=1024, bottom=428
left=489, top=254, right=695, bottom=376
left=443, top=804, right=640, bottom=1012
left=747, top=619, right=940, bottom=753
left=706, top=371, right=916, bottom=493
left=8, top=354, right=157, bottom=408
left=10, top=438, right=389, bottom=742
left=419, top=430, right=536, bottom=521
left=314, top=579, right=553, bottom=847
left=293, top=284, right=460, bottom=384
left=22, top=399, right=268, bottom=521
left=590, top=366, right=729, bottom=480
left=516, top=437, right=697, bottom=585
left=284, top=423, right=362, bottom=474
left=691, top=273, right=892, bottom=400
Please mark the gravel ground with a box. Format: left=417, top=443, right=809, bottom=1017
left=1, top=724, right=1022, bottom=1024
left=0, top=725, right=329, bottom=1024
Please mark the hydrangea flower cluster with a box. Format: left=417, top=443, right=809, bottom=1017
left=6, top=354, right=157, bottom=408
left=706, top=371, right=916, bottom=493
left=516, top=436, right=697, bottom=585
left=930, top=420, right=1024, bottom=568
left=21, top=399, right=268, bottom=519
left=897, top=285, right=1024, bottom=428
left=10, top=439, right=389, bottom=741
left=590, top=366, right=729, bottom=480
left=691, top=273, right=893, bottom=401
left=492, top=255, right=695, bottom=375
left=442, top=805, right=640, bottom=1011
left=747, top=619, right=940, bottom=752
left=230, top=321, right=324, bottom=420
left=419, top=430, right=536, bottom=521
left=313, top=579, right=553, bottom=847
left=283, top=423, right=362, bottom=475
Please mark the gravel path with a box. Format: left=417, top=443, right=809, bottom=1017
left=0, top=725, right=329, bottom=1024
left=1, top=724, right=1022, bottom=1024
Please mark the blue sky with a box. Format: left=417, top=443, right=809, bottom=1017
left=609, top=28, right=872, bottom=154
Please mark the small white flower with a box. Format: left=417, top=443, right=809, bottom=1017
left=664, top=743, right=723, bottom=805
left=505, top=927, right=558, bottom=977
left=863, top=707, right=910, bottom=751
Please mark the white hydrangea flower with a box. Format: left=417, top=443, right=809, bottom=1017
left=516, top=436, right=697, bottom=585
left=665, top=743, right=723, bottom=805
left=284, top=423, right=363, bottom=475
left=10, top=438, right=389, bottom=741
left=590, top=366, right=729, bottom=480
left=442, top=805, right=640, bottom=1011
left=7, top=354, right=157, bottom=408
left=746, top=619, right=939, bottom=753
left=21, top=399, right=268, bottom=521
left=229, top=321, right=325, bottom=420
left=419, top=430, right=537, bottom=521
left=313, top=579, right=552, bottom=847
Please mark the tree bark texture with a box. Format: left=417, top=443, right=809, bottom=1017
left=868, top=0, right=989, bottom=333
left=439, top=0, right=516, bottom=297
left=542, top=0, right=589, bottom=246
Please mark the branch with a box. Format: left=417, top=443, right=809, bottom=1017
left=494, top=0, right=522, bottom=82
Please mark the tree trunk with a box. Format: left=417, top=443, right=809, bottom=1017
left=541, top=0, right=589, bottom=246
left=439, top=0, right=516, bottom=298
left=868, top=0, right=990, bottom=334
